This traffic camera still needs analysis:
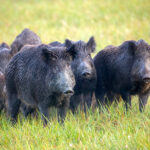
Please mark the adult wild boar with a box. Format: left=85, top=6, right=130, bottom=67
left=10, top=28, right=42, bottom=56
left=49, top=37, right=97, bottom=113
left=5, top=44, right=75, bottom=124
left=94, top=40, right=150, bottom=112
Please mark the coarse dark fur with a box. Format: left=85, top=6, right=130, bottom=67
left=0, top=43, right=11, bottom=73
left=0, top=42, right=10, bottom=50
left=49, top=37, right=97, bottom=113
left=5, top=44, right=75, bottom=124
left=0, top=72, right=6, bottom=112
left=10, top=28, right=42, bottom=56
left=94, top=40, right=150, bottom=111
left=10, top=28, right=42, bottom=117
left=0, top=43, right=11, bottom=112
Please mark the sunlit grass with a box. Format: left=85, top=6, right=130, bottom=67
left=0, top=99, right=150, bottom=149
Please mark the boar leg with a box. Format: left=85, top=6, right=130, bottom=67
left=121, top=93, right=131, bottom=111
left=95, top=89, right=106, bottom=112
left=139, top=94, right=148, bottom=112
left=70, top=94, right=83, bottom=113
left=114, top=95, right=122, bottom=107
left=0, top=99, right=5, bottom=112
left=83, top=92, right=93, bottom=113
left=58, top=98, right=70, bottom=123
left=105, top=92, right=115, bottom=106
left=7, top=93, right=21, bottom=123
left=20, top=103, right=35, bottom=118
left=38, top=103, right=49, bottom=125
left=91, top=92, right=97, bottom=109
left=95, top=90, right=105, bottom=106
left=24, top=107, right=35, bottom=118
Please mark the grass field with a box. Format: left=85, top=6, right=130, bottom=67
left=0, top=0, right=150, bottom=149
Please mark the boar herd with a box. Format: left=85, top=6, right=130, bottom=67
left=0, top=28, right=150, bottom=124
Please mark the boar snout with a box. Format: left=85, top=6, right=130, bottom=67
left=63, top=89, right=74, bottom=96
left=81, top=71, right=91, bottom=78
left=142, top=75, right=150, bottom=83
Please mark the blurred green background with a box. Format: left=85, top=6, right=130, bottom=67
left=1, top=0, right=150, bottom=52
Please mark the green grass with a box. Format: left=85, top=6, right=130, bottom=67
left=0, top=101, right=150, bottom=149
left=0, top=0, right=150, bottom=149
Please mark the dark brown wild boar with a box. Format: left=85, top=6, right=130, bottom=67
left=94, top=40, right=150, bottom=112
left=5, top=44, right=75, bottom=124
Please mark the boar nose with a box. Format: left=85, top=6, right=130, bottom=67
left=82, top=71, right=91, bottom=78
left=63, top=89, right=74, bottom=96
left=142, top=75, right=150, bottom=83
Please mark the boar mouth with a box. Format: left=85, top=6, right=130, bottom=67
left=63, top=90, right=74, bottom=96
left=143, top=77, right=150, bottom=83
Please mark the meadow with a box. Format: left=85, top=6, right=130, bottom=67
left=0, top=0, right=150, bottom=149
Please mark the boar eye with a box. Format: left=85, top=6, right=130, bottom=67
left=87, top=54, right=91, bottom=57
left=51, top=56, right=57, bottom=61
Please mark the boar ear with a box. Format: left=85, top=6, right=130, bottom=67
left=87, top=36, right=96, bottom=53
left=42, top=48, right=58, bottom=62
left=66, top=45, right=76, bottom=60
left=137, top=39, right=148, bottom=45
left=121, top=41, right=137, bottom=55
left=65, top=39, right=73, bottom=48
left=10, top=43, right=18, bottom=56
left=127, top=41, right=137, bottom=55
left=0, top=42, right=10, bottom=49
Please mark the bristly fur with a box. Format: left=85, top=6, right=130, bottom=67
left=49, top=36, right=97, bottom=113
left=5, top=43, right=75, bottom=124
left=94, top=39, right=150, bottom=112
left=10, top=28, right=42, bottom=56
